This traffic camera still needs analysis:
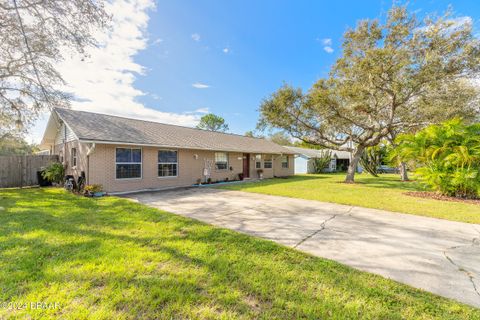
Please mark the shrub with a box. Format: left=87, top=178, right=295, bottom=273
left=396, top=119, right=480, bottom=198
left=312, top=150, right=332, bottom=173
left=359, top=145, right=387, bottom=177
left=41, top=162, right=65, bottom=184
left=84, top=184, right=103, bottom=193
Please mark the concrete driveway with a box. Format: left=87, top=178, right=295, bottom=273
left=126, top=187, right=480, bottom=308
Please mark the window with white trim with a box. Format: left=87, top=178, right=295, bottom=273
left=255, top=154, right=262, bottom=169
left=215, top=152, right=228, bottom=170
left=281, top=155, right=289, bottom=168
left=71, top=147, right=77, bottom=167
left=263, top=154, right=272, bottom=168
left=116, top=148, right=142, bottom=179
left=158, top=150, right=178, bottom=177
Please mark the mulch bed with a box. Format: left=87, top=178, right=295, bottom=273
left=405, top=191, right=480, bottom=205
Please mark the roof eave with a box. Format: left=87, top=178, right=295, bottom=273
left=77, top=139, right=296, bottom=155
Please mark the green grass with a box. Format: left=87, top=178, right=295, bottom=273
left=219, top=174, right=480, bottom=224
left=0, top=188, right=478, bottom=319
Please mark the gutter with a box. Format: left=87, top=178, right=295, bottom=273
left=77, top=139, right=296, bottom=155
left=86, top=143, right=96, bottom=185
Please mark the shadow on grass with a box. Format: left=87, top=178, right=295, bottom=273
left=0, top=187, right=476, bottom=319
left=354, top=175, right=424, bottom=192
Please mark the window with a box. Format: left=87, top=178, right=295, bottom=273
left=255, top=154, right=262, bottom=169
left=215, top=152, right=228, bottom=170
left=116, top=148, right=142, bottom=179
left=71, top=147, right=77, bottom=167
left=264, top=154, right=272, bottom=168
left=281, top=155, right=289, bottom=168
left=158, top=150, right=178, bottom=177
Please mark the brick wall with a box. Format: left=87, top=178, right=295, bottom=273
left=52, top=142, right=294, bottom=193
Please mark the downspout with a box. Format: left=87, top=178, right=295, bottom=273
left=86, top=143, right=96, bottom=185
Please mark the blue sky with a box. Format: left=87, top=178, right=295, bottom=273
left=32, top=0, right=480, bottom=142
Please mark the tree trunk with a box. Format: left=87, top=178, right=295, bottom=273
left=399, top=161, right=409, bottom=181
left=345, top=145, right=365, bottom=183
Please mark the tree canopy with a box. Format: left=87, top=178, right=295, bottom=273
left=268, top=131, right=293, bottom=146
left=0, top=0, right=108, bottom=135
left=0, top=132, right=37, bottom=155
left=258, top=5, right=480, bottom=182
left=196, top=113, right=229, bottom=132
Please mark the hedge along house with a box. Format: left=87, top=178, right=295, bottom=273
left=285, top=146, right=356, bottom=174
left=40, top=108, right=295, bottom=193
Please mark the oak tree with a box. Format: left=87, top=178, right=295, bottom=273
left=0, top=0, right=109, bottom=135
left=259, top=5, right=480, bottom=183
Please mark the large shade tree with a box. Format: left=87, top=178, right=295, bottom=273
left=0, top=0, right=109, bottom=136
left=258, top=5, right=480, bottom=183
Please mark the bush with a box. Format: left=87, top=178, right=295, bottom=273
left=84, top=184, right=103, bottom=193
left=41, top=162, right=65, bottom=184
left=359, top=144, right=387, bottom=177
left=312, top=150, right=332, bottom=173
left=396, top=119, right=480, bottom=198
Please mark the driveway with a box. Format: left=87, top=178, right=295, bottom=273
left=126, top=187, right=480, bottom=308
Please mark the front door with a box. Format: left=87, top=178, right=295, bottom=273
left=243, top=153, right=250, bottom=178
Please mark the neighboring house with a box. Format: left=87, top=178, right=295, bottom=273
left=286, top=146, right=359, bottom=174
left=40, top=108, right=295, bottom=193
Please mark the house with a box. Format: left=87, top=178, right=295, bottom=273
left=40, top=108, right=295, bottom=193
left=286, top=146, right=359, bottom=174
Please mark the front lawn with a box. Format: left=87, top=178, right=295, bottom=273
left=0, top=188, right=478, bottom=319
left=220, top=174, right=480, bottom=224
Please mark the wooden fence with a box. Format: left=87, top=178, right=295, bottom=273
left=0, top=155, right=59, bottom=188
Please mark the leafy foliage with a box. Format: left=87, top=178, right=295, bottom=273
left=396, top=119, right=480, bottom=198
left=268, top=131, right=293, bottom=146
left=360, top=145, right=387, bottom=177
left=84, top=184, right=103, bottom=193
left=258, top=5, right=480, bottom=183
left=312, top=150, right=333, bottom=173
left=0, top=133, right=38, bottom=155
left=0, top=0, right=108, bottom=133
left=41, top=162, right=65, bottom=184
left=196, top=113, right=229, bottom=132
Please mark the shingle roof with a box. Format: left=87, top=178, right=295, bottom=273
left=286, top=146, right=351, bottom=159
left=54, top=108, right=294, bottom=154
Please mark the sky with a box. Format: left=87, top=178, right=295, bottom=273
left=29, top=0, right=480, bottom=143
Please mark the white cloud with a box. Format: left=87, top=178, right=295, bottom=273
left=321, top=38, right=332, bottom=46
left=223, top=47, right=230, bottom=53
left=152, top=37, right=163, bottom=45
left=316, top=37, right=334, bottom=54
left=323, top=46, right=334, bottom=53
left=192, top=82, right=210, bottom=89
left=29, top=0, right=203, bottom=143
left=195, top=107, right=209, bottom=114
left=450, top=16, right=472, bottom=27
left=150, top=93, right=161, bottom=100
left=191, top=33, right=201, bottom=42
left=415, top=16, right=473, bottom=34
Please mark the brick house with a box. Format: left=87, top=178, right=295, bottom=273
left=40, top=108, right=295, bottom=193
